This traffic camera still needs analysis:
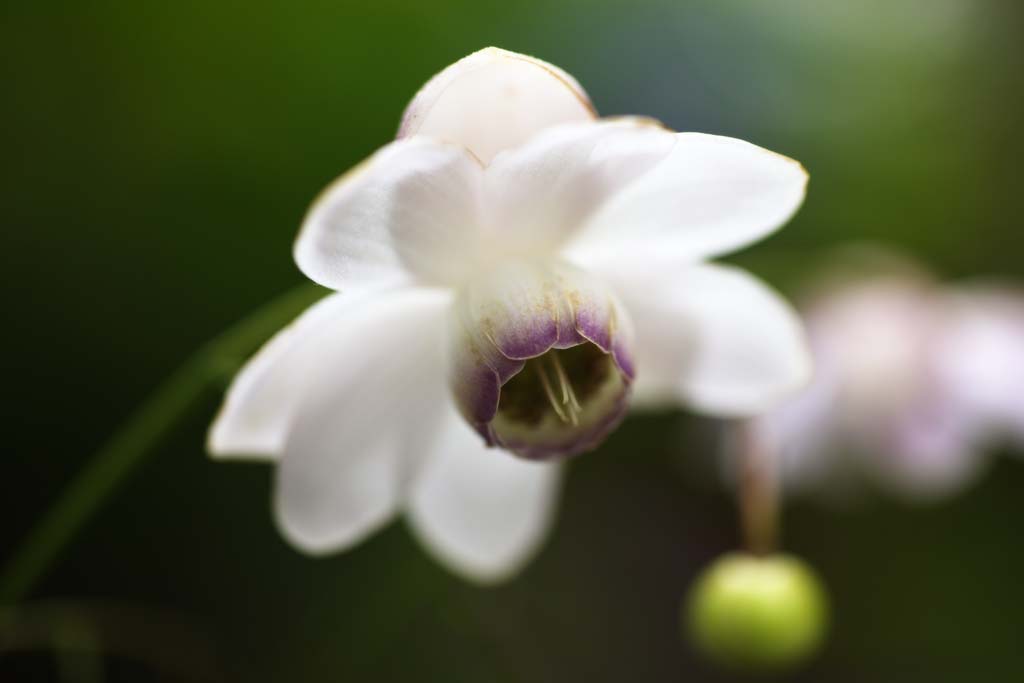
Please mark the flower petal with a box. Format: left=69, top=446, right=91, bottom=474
left=294, top=137, right=484, bottom=291
left=482, top=118, right=674, bottom=257
left=272, top=287, right=454, bottom=554
left=398, top=47, right=595, bottom=164
left=610, top=263, right=811, bottom=416
left=564, top=133, right=807, bottom=269
left=407, top=409, right=564, bottom=583
left=209, top=290, right=375, bottom=459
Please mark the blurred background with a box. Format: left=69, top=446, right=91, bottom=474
left=2, top=0, right=1023, bottom=680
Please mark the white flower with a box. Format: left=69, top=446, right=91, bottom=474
left=752, top=258, right=1024, bottom=503
left=208, top=48, right=810, bottom=583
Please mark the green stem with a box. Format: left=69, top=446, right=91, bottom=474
left=0, top=284, right=324, bottom=605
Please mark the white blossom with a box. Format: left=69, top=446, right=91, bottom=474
left=209, top=48, right=810, bottom=582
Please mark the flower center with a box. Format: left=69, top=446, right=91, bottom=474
left=496, top=344, right=611, bottom=427
left=447, top=258, right=635, bottom=460
left=483, top=341, right=631, bottom=460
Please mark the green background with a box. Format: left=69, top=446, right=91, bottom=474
left=2, top=1, right=1022, bottom=681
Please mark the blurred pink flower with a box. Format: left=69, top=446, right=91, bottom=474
left=752, top=261, right=1024, bottom=502
left=937, top=287, right=1024, bottom=449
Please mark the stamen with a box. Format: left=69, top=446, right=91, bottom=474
left=548, top=354, right=581, bottom=425
left=536, top=362, right=570, bottom=423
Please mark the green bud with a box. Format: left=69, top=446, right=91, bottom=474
left=685, top=552, right=828, bottom=671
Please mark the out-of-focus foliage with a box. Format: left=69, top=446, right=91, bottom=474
left=2, top=1, right=1022, bottom=681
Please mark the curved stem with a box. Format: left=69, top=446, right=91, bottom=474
left=0, top=285, right=324, bottom=605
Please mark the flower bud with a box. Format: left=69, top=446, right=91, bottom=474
left=450, top=260, right=634, bottom=460
left=685, top=553, right=828, bottom=671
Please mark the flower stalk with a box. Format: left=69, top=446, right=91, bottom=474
left=738, top=424, right=780, bottom=555
left=0, top=285, right=324, bottom=605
